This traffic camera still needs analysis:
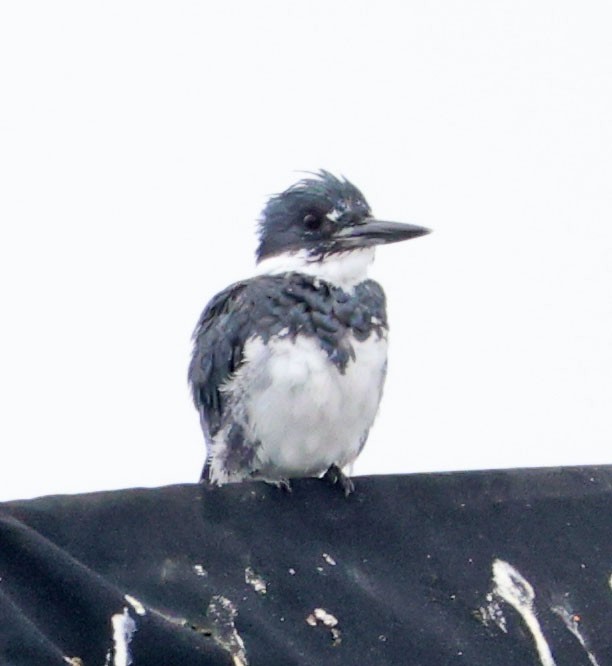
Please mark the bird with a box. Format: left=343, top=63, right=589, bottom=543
left=188, top=171, right=430, bottom=494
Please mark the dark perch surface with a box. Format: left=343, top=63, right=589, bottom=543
left=1, top=466, right=611, bottom=665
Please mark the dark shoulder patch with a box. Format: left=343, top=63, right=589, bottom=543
left=347, top=279, right=387, bottom=340
left=258, top=273, right=388, bottom=370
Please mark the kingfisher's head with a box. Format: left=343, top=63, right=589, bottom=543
left=255, top=171, right=430, bottom=287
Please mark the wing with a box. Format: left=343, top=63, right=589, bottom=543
left=188, top=280, right=252, bottom=442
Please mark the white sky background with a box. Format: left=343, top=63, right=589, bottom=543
left=1, top=1, right=611, bottom=502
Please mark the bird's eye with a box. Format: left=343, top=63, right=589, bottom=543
left=303, top=213, right=323, bottom=230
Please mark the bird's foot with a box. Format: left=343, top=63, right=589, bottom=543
left=323, top=464, right=355, bottom=496
left=251, top=472, right=292, bottom=493
left=275, top=477, right=292, bottom=493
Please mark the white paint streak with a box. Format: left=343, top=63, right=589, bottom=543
left=111, top=608, right=137, bottom=666
left=322, top=553, right=336, bottom=566
left=256, top=247, right=376, bottom=291
left=124, top=594, right=146, bottom=616
left=492, top=559, right=556, bottom=666
left=551, top=605, right=601, bottom=666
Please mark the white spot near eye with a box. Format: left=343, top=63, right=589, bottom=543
left=327, top=208, right=342, bottom=222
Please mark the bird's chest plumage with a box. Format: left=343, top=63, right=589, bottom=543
left=235, top=331, right=387, bottom=476
left=214, top=274, right=389, bottom=480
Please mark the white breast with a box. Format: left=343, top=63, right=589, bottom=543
left=215, top=332, right=387, bottom=481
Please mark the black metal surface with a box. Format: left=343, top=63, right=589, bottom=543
left=1, top=467, right=611, bottom=665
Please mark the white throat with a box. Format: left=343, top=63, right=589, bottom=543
left=256, top=248, right=375, bottom=290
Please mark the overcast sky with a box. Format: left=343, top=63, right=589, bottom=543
left=1, top=1, right=611, bottom=501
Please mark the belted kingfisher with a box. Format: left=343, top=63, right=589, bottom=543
left=189, top=171, right=430, bottom=494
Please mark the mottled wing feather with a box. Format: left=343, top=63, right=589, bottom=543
left=188, top=280, right=252, bottom=441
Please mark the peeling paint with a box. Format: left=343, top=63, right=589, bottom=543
left=306, top=608, right=338, bottom=627
left=330, top=626, right=342, bottom=645
left=551, top=604, right=601, bottom=666
left=206, top=595, right=248, bottom=666
left=313, top=608, right=338, bottom=627
left=245, top=566, right=267, bottom=595
left=194, top=563, right=208, bottom=577
left=477, top=592, right=508, bottom=633
left=306, top=607, right=342, bottom=645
